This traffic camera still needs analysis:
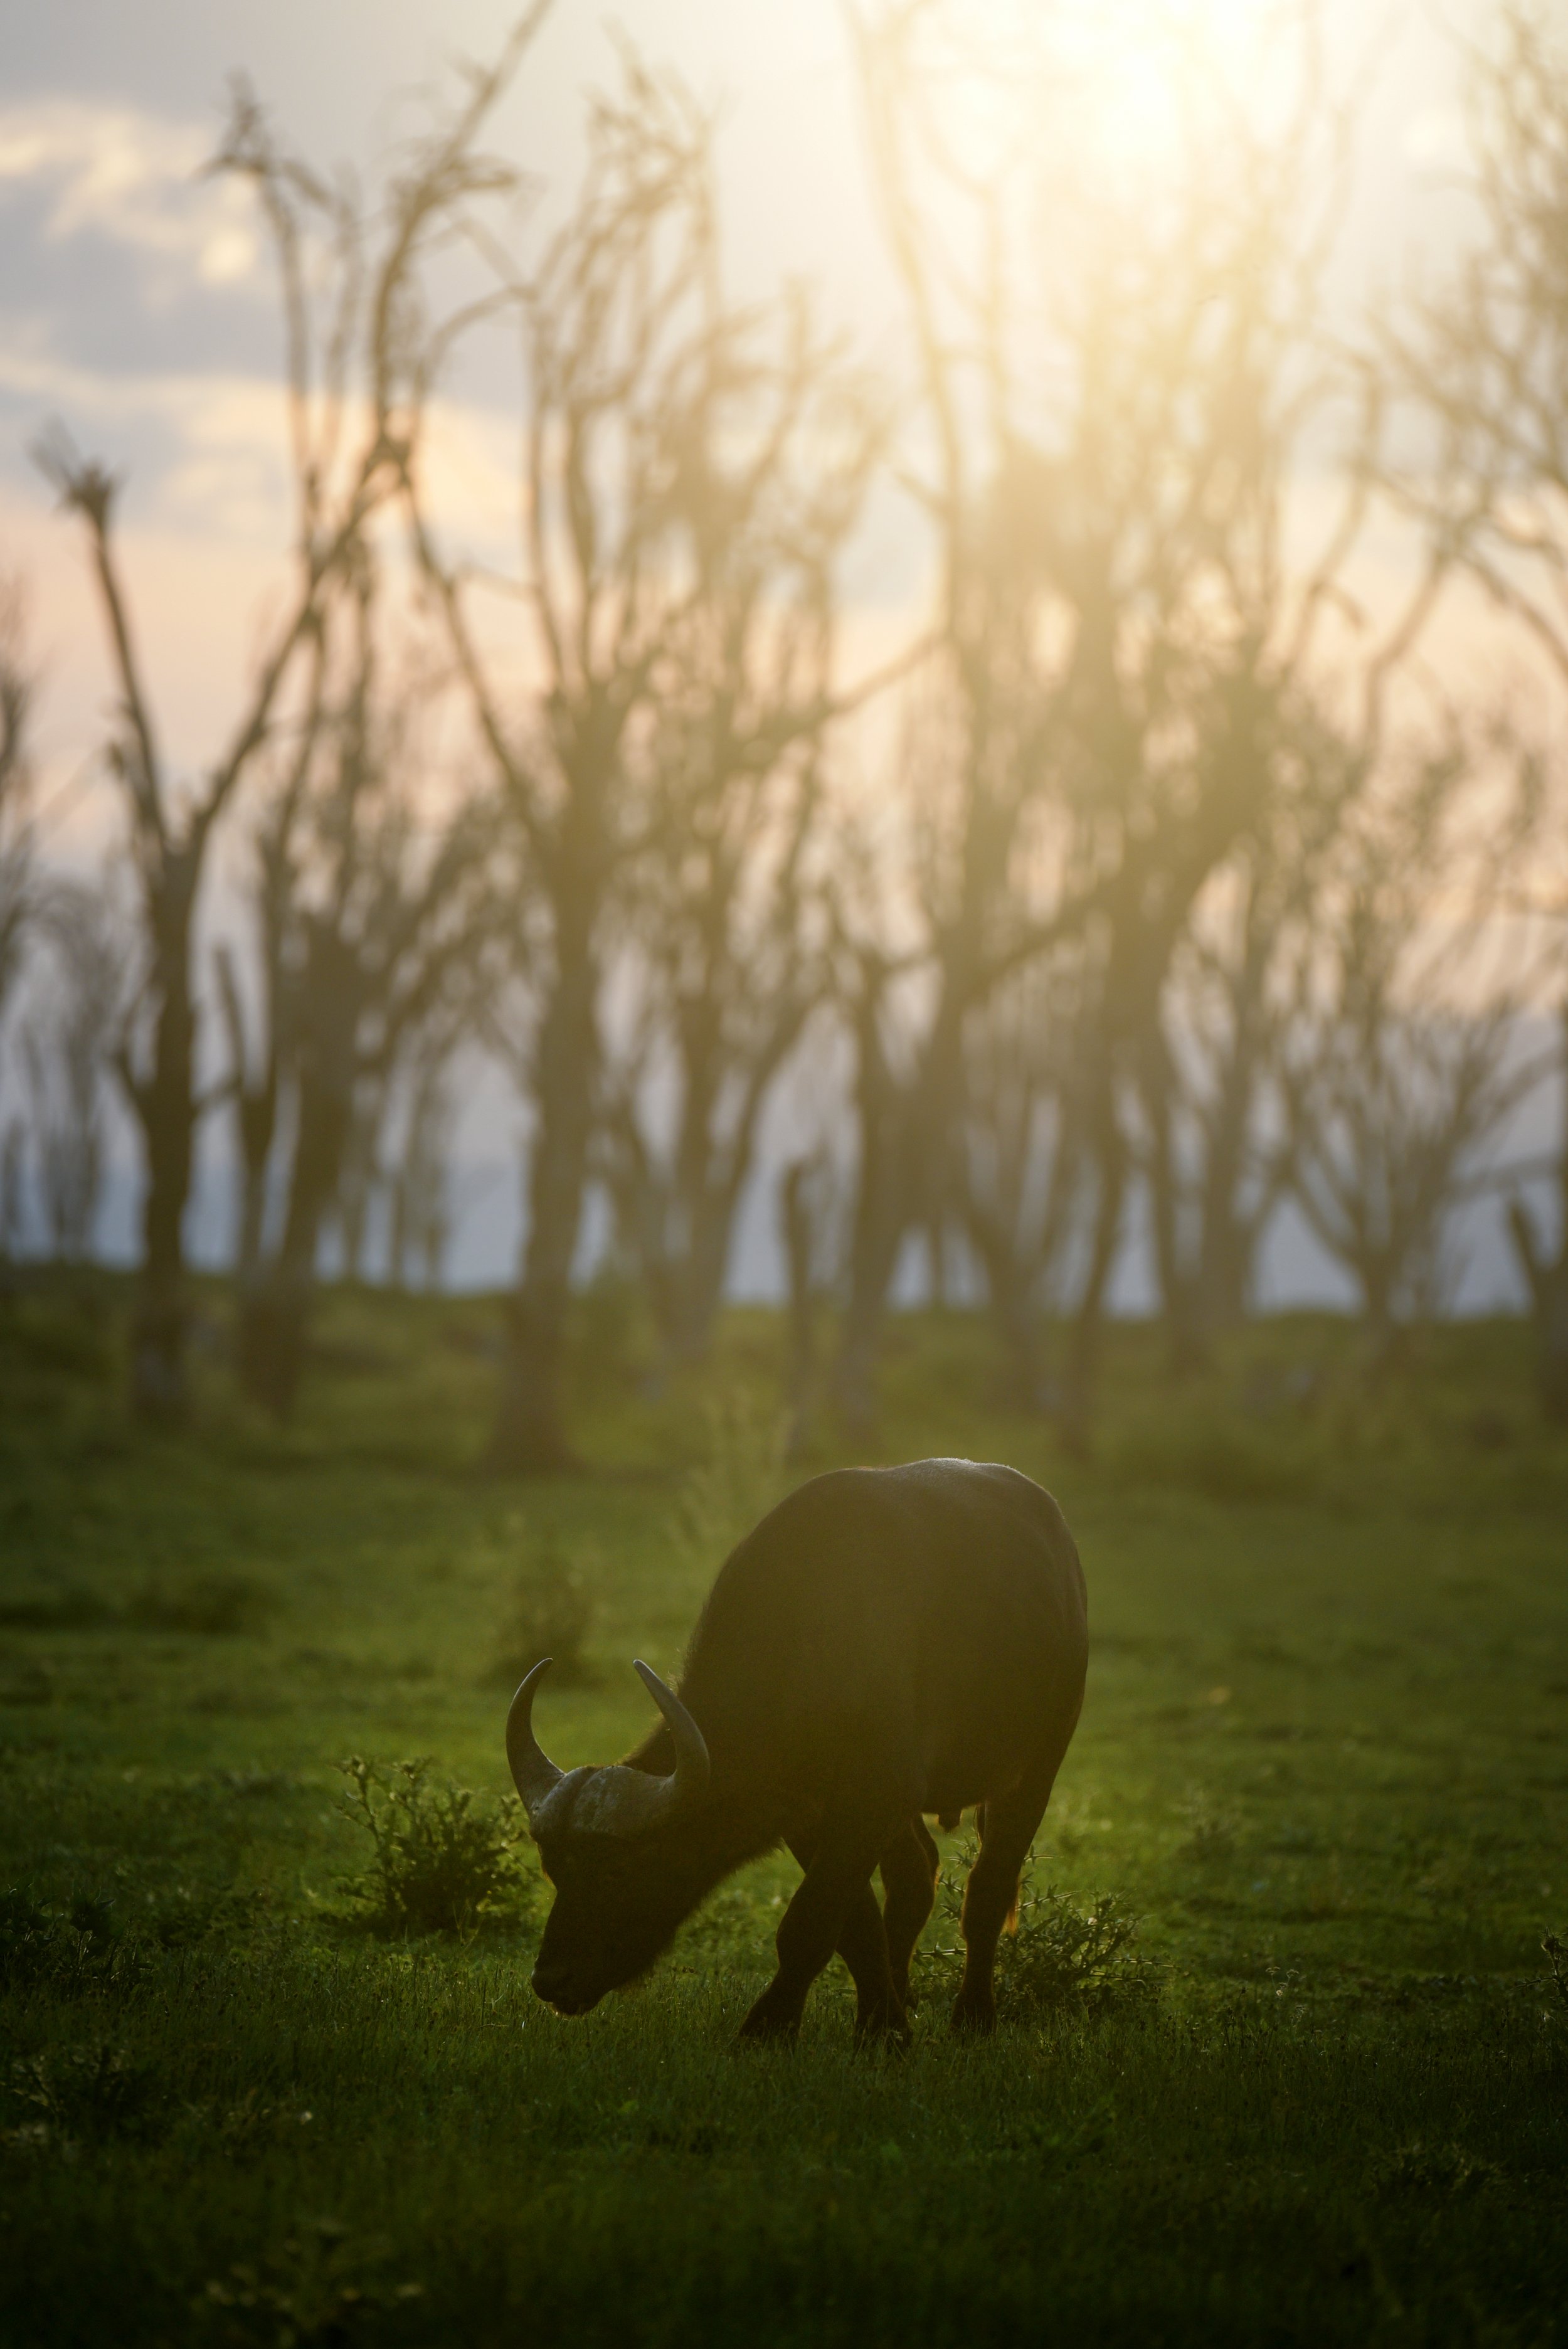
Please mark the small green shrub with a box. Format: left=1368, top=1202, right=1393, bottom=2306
left=336, top=1757, right=527, bottom=1936
left=1544, top=1931, right=1567, bottom=2008
left=489, top=1530, right=596, bottom=1684
left=919, top=1841, right=1159, bottom=2018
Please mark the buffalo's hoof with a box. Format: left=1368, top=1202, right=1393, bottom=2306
left=737, top=1996, right=802, bottom=2044
left=949, top=1994, right=997, bottom=2037
left=856, top=2020, right=913, bottom=2054
left=853, top=2000, right=912, bottom=2050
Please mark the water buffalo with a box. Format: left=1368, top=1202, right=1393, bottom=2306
left=507, top=1456, right=1087, bottom=2040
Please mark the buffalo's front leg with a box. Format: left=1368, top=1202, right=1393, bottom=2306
left=783, top=1839, right=909, bottom=2045
left=741, top=1811, right=903, bottom=2044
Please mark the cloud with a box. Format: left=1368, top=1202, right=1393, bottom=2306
left=0, top=100, right=261, bottom=287
left=0, top=330, right=524, bottom=566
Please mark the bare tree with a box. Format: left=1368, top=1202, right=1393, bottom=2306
left=412, top=55, right=890, bottom=1465
left=31, top=21, right=543, bottom=1421
left=234, top=581, right=502, bottom=1418
left=21, top=887, right=125, bottom=1263
left=389, top=1022, right=463, bottom=1292
left=596, top=306, right=882, bottom=1371
left=0, top=1120, right=23, bottom=1271
left=0, top=576, right=38, bottom=1282
left=956, top=948, right=1095, bottom=1408
left=1279, top=755, right=1542, bottom=1360
left=1378, top=0, right=1568, bottom=1414
left=332, top=1076, right=388, bottom=1283
left=771, top=1143, right=842, bottom=1457
left=0, top=575, right=36, bottom=1040
left=1507, top=1003, right=1568, bottom=1421
left=1137, top=696, right=1369, bottom=1369
left=215, top=628, right=332, bottom=1292
left=835, top=0, right=1428, bottom=1440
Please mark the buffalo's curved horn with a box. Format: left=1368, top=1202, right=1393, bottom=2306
left=506, top=1658, right=564, bottom=1820
left=633, top=1659, right=711, bottom=1818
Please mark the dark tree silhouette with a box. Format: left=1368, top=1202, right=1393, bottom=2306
left=29, top=33, right=534, bottom=1416
left=413, top=55, right=889, bottom=1465
left=835, top=0, right=1431, bottom=1441
left=1378, top=0, right=1568, bottom=1416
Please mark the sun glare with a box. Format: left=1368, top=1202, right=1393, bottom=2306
left=1020, top=0, right=1311, bottom=189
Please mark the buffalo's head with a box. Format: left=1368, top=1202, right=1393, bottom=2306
left=507, top=1657, right=713, bottom=2015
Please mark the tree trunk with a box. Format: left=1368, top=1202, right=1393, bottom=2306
left=964, top=1201, right=1049, bottom=1409
left=1061, top=1079, right=1129, bottom=1453
left=1507, top=1002, right=1568, bottom=1424
left=487, top=905, right=598, bottom=1473
left=238, top=937, right=360, bottom=1420
left=780, top=1158, right=818, bottom=1459
left=657, top=1197, right=736, bottom=1369
left=127, top=871, right=199, bottom=1423
left=1140, top=1036, right=1206, bottom=1376
left=832, top=966, right=915, bottom=1439
left=238, top=1066, right=353, bottom=1418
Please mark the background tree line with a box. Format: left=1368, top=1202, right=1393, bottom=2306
left=1, top=0, right=1565, bottom=1463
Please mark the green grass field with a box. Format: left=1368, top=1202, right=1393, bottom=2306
left=3, top=1276, right=1566, bottom=2346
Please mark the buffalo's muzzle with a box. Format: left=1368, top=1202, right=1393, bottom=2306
left=531, top=1963, right=596, bottom=2016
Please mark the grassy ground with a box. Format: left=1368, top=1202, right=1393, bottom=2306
left=2, top=1273, right=1566, bottom=2346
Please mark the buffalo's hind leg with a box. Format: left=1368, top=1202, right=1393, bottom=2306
left=950, top=1786, right=1042, bottom=2035
left=953, top=1759, right=1076, bottom=2037
left=879, top=1819, right=939, bottom=2009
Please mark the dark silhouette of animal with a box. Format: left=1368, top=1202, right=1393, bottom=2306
left=507, top=1457, right=1087, bottom=2040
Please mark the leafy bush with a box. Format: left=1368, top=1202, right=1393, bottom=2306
left=999, top=1881, right=1158, bottom=2016
left=919, top=1840, right=1159, bottom=2019
left=336, top=1758, right=527, bottom=1936
left=489, top=1528, right=596, bottom=1684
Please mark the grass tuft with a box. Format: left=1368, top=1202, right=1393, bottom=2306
left=919, top=1839, right=1160, bottom=2018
